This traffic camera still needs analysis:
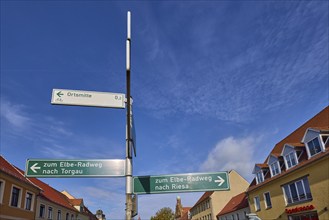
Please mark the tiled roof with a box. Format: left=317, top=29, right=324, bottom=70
left=70, top=198, right=83, bottom=206
left=285, top=142, right=305, bottom=148
left=191, top=191, right=213, bottom=209
left=1, top=156, right=94, bottom=216
left=180, top=207, right=191, bottom=220
left=0, top=155, right=40, bottom=190
left=84, top=206, right=98, bottom=220
left=27, top=177, right=77, bottom=212
left=248, top=106, right=329, bottom=191
left=309, top=126, right=329, bottom=132
left=216, top=192, right=248, bottom=216
left=255, top=163, right=268, bottom=169
left=269, top=153, right=281, bottom=158
left=269, top=106, right=328, bottom=156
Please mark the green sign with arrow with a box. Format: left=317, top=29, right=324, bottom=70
left=25, top=159, right=125, bottom=177
left=133, top=172, right=229, bottom=194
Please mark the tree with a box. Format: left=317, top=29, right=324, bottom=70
left=150, top=207, right=175, bottom=220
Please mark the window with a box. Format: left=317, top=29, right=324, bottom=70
left=0, top=180, right=5, bottom=204
left=256, top=171, right=264, bottom=184
left=285, top=152, right=297, bottom=169
left=48, top=207, right=53, bottom=219
left=65, top=213, right=69, bottom=220
left=25, top=192, right=33, bottom=210
left=270, top=161, right=280, bottom=176
left=57, top=210, right=61, bottom=220
left=10, top=186, right=21, bottom=207
left=282, top=177, right=312, bottom=205
left=254, top=196, right=261, bottom=211
left=288, top=211, right=319, bottom=220
left=307, top=137, right=322, bottom=157
left=264, top=192, right=272, bottom=209
left=71, top=214, right=74, bottom=220
left=40, top=204, right=46, bottom=218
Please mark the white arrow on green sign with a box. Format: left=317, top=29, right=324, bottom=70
left=51, top=89, right=125, bottom=108
left=25, top=159, right=125, bottom=177
left=133, top=172, right=229, bottom=194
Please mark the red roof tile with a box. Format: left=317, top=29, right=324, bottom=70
left=70, top=198, right=83, bottom=206
left=28, top=177, right=76, bottom=211
left=180, top=207, right=191, bottom=220
left=0, top=156, right=40, bottom=190
left=192, top=191, right=213, bottom=209
left=285, top=143, right=305, bottom=148
left=248, top=106, right=329, bottom=191
left=217, top=192, right=248, bottom=216
left=255, top=163, right=268, bottom=168
left=269, top=106, right=328, bottom=156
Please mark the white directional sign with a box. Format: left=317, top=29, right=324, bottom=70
left=51, top=89, right=125, bottom=108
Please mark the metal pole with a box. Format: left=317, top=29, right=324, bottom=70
left=125, top=11, right=133, bottom=220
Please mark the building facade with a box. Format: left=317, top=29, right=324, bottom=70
left=216, top=192, right=250, bottom=220
left=247, top=106, right=329, bottom=220
left=0, top=156, right=41, bottom=220
left=0, top=155, right=98, bottom=220
left=190, top=170, right=249, bottom=220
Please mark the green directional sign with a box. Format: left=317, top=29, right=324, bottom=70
left=25, top=159, right=125, bottom=177
left=133, top=172, right=229, bottom=194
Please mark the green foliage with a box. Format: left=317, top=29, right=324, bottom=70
left=150, top=207, right=175, bottom=220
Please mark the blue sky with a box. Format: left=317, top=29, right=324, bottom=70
left=1, top=1, right=328, bottom=219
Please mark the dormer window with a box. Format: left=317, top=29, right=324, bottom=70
left=307, top=137, right=322, bottom=157
left=282, top=144, right=300, bottom=170
left=302, top=128, right=327, bottom=158
left=256, top=171, right=264, bottom=184
left=253, top=164, right=268, bottom=184
left=284, top=151, right=297, bottom=169
left=267, top=155, right=281, bottom=177
left=269, top=162, right=280, bottom=177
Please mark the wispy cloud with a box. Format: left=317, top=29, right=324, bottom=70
left=200, top=136, right=262, bottom=181
left=1, top=99, right=31, bottom=129
left=135, top=1, right=328, bottom=122
left=1, top=99, right=124, bottom=159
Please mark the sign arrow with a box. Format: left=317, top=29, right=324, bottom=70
left=56, top=91, right=64, bottom=98
left=30, top=163, right=41, bottom=173
left=215, top=176, right=225, bottom=186
left=133, top=172, right=229, bottom=194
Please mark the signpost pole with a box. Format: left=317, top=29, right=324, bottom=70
left=125, top=11, right=133, bottom=220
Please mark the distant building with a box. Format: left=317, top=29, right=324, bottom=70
left=96, top=209, right=106, bottom=220
left=216, top=192, right=250, bottom=220
left=247, top=106, right=329, bottom=219
left=175, top=196, right=191, bottom=220
left=28, top=177, right=78, bottom=220
left=62, top=190, right=98, bottom=220
left=190, top=170, right=249, bottom=220
left=0, top=155, right=98, bottom=220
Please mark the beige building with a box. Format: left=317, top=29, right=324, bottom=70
left=247, top=106, right=329, bottom=220
left=0, top=156, right=41, bottom=220
left=190, top=170, right=249, bottom=220
left=0, top=155, right=97, bottom=220
left=28, top=177, right=78, bottom=220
